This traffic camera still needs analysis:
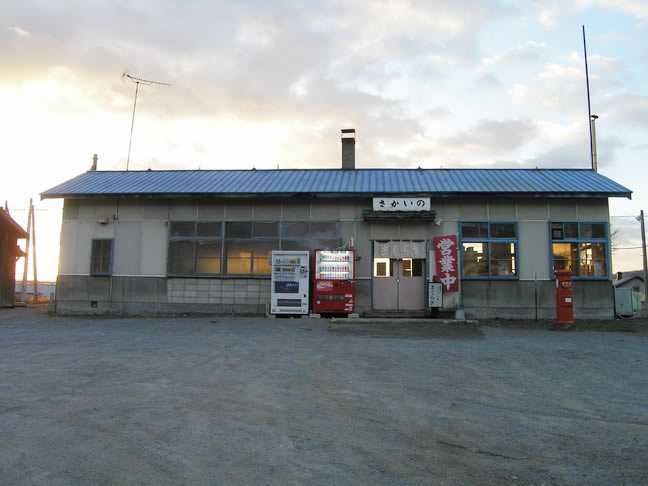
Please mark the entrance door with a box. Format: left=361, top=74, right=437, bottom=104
left=372, top=258, right=425, bottom=310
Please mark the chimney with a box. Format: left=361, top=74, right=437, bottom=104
left=90, top=154, right=98, bottom=171
left=341, top=128, right=355, bottom=170
left=617, top=271, right=623, bottom=280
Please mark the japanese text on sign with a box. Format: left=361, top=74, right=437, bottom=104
left=372, top=197, right=431, bottom=212
left=433, top=235, right=459, bottom=293
left=428, top=282, right=443, bottom=307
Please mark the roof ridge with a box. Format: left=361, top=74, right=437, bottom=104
left=41, top=168, right=632, bottom=199
left=80, top=167, right=598, bottom=173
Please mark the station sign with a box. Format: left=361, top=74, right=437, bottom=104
left=372, top=197, right=431, bottom=212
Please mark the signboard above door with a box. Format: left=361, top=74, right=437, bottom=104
left=372, top=197, right=431, bottom=212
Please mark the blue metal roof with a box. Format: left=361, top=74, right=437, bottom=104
left=40, top=169, right=632, bottom=199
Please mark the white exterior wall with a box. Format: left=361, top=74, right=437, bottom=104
left=56, top=195, right=613, bottom=317
left=60, top=199, right=168, bottom=277
left=59, top=200, right=117, bottom=275
left=60, top=196, right=611, bottom=280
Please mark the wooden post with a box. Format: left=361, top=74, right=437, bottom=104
left=31, top=200, right=38, bottom=302
left=20, top=199, right=32, bottom=303
left=640, top=210, right=647, bottom=312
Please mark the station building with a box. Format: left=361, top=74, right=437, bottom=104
left=42, top=133, right=632, bottom=318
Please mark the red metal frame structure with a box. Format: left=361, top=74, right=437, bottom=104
left=313, top=249, right=355, bottom=314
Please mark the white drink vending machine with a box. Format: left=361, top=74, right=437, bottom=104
left=270, top=250, right=310, bottom=315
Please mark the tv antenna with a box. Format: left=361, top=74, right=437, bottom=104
left=122, top=73, right=171, bottom=170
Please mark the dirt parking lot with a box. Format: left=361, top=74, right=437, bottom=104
left=1, top=307, right=647, bottom=485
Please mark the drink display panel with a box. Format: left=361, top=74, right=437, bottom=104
left=315, top=250, right=354, bottom=279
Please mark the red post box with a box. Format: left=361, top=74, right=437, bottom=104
left=555, top=270, right=574, bottom=325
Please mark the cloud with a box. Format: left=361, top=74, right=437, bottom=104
left=538, top=6, right=561, bottom=27
left=594, top=135, right=625, bottom=168
left=566, top=51, right=624, bottom=88
left=581, top=0, right=648, bottom=19
left=588, top=54, right=623, bottom=73
left=0, top=1, right=507, bottom=101
left=522, top=142, right=590, bottom=168
left=538, top=62, right=582, bottom=82
left=481, top=41, right=546, bottom=66
left=0, top=0, right=640, bottom=176
left=9, top=26, right=30, bottom=38
left=475, top=73, right=502, bottom=89
left=609, top=216, right=642, bottom=250
left=602, top=94, right=648, bottom=127
left=508, top=82, right=590, bottom=117
left=536, top=1, right=648, bottom=28
left=418, top=118, right=539, bottom=161
left=0, top=0, right=513, bottom=168
left=519, top=133, right=622, bottom=169
left=450, top=118, right=538, bottom=152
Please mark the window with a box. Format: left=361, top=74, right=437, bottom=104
left=402, top=258, right=424, bottom=277
left=281, top=221, right=340, bottom=252
left=167, top=220, right=340, bottom=277
left=551, top=222, right=607, bottom=278
left=169, top=240, right=195, bottom=274
left=372, top=258, right=423, bottom=277
left=460, top=222, right=517, bottom=279
left=373, top=258, right=391, bottom=277
left=196, top=240, right=221, bottom=274
left=168, top=222, right=223, bottom=276
left=224, top=222, right=279, bottom=275
left=90, top=239, right=113, bottom=275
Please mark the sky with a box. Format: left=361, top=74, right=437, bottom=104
left=1, top=0, right=647, bottom=281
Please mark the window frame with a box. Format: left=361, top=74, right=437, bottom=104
left=167, top=219, right=341, bottom=278
left=459, top=221, right=519, bottom=280
left=90, top=238, right=114, bottom=276
left=224, top=222, right=280, bottom=276
left=168, top=221, right=225, bottom=277
left=550, top=221, right=609, bottom=280
left=280, top=220, right=340, bottom=251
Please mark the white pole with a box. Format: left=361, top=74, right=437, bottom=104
left=590, top=116, right=599, bottom=172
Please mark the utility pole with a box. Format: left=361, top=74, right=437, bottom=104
left=20, top=199, right=32, bottom=303
left=31, top=200, right=38, bottom=301
left=639, top=210, right=647, bottom=312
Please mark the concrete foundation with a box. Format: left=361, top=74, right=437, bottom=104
left=462, top=280, right=615, bottom=320
left=55, top=275, right=615, bottom=319
left=56, top=275, right=270, bottom=316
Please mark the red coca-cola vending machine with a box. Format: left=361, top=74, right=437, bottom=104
left=313, top=249, right=356, bottom=314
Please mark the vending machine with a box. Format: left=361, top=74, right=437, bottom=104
left=270, top=250, right=310, bottom=315
left=313, top=249, right=356, bottom=314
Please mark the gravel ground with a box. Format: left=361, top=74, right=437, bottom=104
left=1, top=306, right=647, bottom=485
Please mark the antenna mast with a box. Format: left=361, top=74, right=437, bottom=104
left=582, top=26, right=597, bottom=172
left=122, top=73, right=170, bottom=171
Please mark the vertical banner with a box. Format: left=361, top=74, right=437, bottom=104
left=434, top=235, right=459, bottom=293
